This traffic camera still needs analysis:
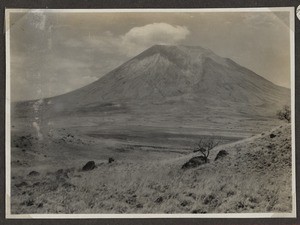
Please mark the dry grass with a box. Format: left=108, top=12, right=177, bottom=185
left=10, top=124, right=292, bottom=214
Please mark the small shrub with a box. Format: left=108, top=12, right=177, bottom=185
left=277, top=105, right=291, bottom=123
left=182, top=156, right=207, bottom=169
left=193, top=138, right=220, bottom=163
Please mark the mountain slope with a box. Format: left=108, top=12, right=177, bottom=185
left=53, top=45, right=289, bottom=106
left=14, top=44, right=290, bottom=119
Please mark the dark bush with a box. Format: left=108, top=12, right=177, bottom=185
left=182, top=156, right=208, bottom=169
left=108, top=157, right=115, bottom=163
left=277, top=105, right=291, bottom=123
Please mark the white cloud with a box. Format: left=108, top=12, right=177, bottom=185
left=121, top=23, right=190, bottom=56
left=63, top=23, right=190, bottom=58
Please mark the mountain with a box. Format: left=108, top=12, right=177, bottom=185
left=15, top=45, right=290, bottom=118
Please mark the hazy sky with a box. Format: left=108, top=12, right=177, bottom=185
left=8, top=10, right=292, bottom=101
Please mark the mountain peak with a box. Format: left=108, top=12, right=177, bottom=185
left=149, top=44, right=211, bottom=51
left=143, top=44, right=212, bottom=55
left=133, top=44, right=228, bottom=71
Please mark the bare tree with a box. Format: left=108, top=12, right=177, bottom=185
left=193, top=138, right=220, bottom=163
left=277, top=105, right=291, bottom=123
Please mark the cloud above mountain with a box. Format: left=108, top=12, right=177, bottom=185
left=121, top=23, right=190, bottom=56
left=65, top=23, right=190, bottom=56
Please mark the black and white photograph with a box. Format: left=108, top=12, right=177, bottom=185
left=5, top=8, right=296, bottom=218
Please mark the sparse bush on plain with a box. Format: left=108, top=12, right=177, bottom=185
left=193, top=138, right=220, bottom=163
left=277, top=105, right=291, bottom=123
left=182, top=156, right=207, bottom=169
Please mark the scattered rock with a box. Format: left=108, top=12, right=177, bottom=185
left=13, top=135, right=33, bottom=148
left=192, top=209, right=207, bottom=214
left=56, top=169, right=64, bottom=174
left=187, top=192, right=196, bottom=199
left=62, top=182, right=76, bottom=189
left=136, top=203, right=143, bottom=208
left=215, top=150, right=228, bottom=161
left=25, top=199, right=34, bottom=206
left=28, top=171, right=40, bottom=177
left=180, top=200, right=189, bottom=207
left=155, top=196, right=163, bottom=204
left=57, top=177, right=66, bottom=183
left=182, top=156, right=208, bottom=169
left=237, top=201, right=245, bottom=209
left=49, top=183, right=59, bottom=191
left=32, top=182, right=41, bottom=187
left=126, top=196, right=137, bottom=205
left=82, top=161, right=96, bottom=171
left=15, top=181, right=28, bottom=188
left=270, top=133, right=276, bottom=138
left=108, top=157, right=115, bottom=164
left=227, top=191, right=235, bottom=197
left=203, top=194, right=215, bottom=205
left=56, top=169, right=69, bottom=178
left=37, top=203, right=43, bottom=208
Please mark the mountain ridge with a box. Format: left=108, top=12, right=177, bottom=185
left=14, top=44, right=290, bottom=118
left=68, top=44, right=289, bottom=104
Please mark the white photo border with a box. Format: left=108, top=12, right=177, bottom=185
left=5, top=7, right=296, bottom=219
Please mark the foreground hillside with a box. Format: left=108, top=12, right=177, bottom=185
left=11, top=124, right=292, bottom=214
